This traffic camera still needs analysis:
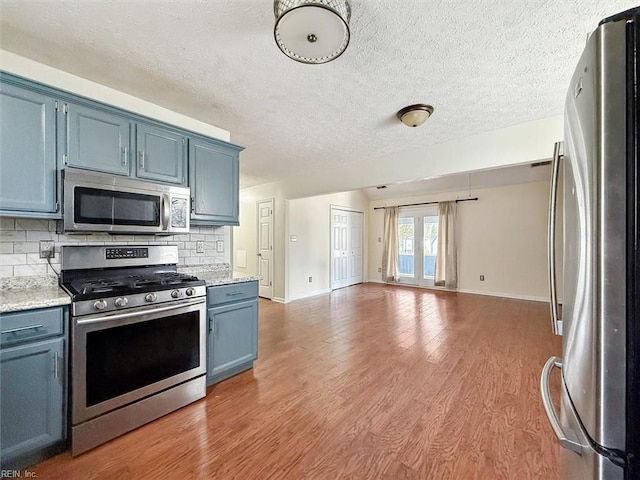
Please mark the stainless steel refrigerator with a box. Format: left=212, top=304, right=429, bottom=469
left=542, top=6, right=639, bottom=480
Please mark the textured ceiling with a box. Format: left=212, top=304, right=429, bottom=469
left=0, top=0, right=636, bottom=190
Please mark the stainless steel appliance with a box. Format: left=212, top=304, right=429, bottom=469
left=542, top=7, right=639, bottom=480
left=63, top=168, right=190, bottom=234
left=60, top=245, right=206, bottom=455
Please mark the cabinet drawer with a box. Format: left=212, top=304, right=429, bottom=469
left=208, top=281, right=258, bottom=306
left=0, top=308, right=64, bottom=347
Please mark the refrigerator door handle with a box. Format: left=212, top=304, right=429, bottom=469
left=547, top=141, right=564, bottom=336
left=540, top=356, right=582, bottom=454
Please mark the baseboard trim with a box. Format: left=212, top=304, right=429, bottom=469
left=364, top=282, right=547, bottom=302
left=289, top=288, right=331, bottom=302
left=272, top=297, right=288, bottom=304
left=457, top=288, right=548, bottom=303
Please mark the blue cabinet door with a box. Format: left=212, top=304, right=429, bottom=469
left=207, top=299, right=258, bottom=384
left=135, top=122, right=186, bottom=185
left=189, top=138, right=240, bottom=225
left=0, top=337, right=65, bottom=469
left=0, top=82, right=58, bottom=214
left=66, top=103, right=131, bottom=176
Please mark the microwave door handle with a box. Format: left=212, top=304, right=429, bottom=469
left=161, top=194, right=170, bottom=230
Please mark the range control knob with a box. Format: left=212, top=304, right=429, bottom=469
left=145, top=293, right=157, bottom=303
left=171, top=289, right=182, bottom=299
left=94, top=299, right=107, bottom=311
left=185, top=287, right=195, bottom=297
left=114, top=297, right=128, bottom=308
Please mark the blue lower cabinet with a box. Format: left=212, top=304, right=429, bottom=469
left=207, top=288, right=258, bottom=386
left=0, top=308, right=67, bottom=470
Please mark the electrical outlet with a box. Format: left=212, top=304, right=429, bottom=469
left=216, top=240, right=224, bottom=253
left=308, top=276, right=312, bottom=282
left=480, top=275, right=485, bottom=281
left=39, top=240, right=55, bottom=259
left=196, top=241, right=204, bottom=254
left=378, top=267, right=382, bottom=272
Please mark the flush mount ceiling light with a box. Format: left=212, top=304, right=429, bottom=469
left=397, top=104, right=435, bottom=128
left=273, top=0, right=351, bottom=64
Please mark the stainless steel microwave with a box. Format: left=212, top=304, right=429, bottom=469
left=63, top=168, right=190, bottom=234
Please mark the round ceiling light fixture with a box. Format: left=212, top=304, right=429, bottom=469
left=273, top=0, right=351, bottom=64
left=397, top=104, right=435, bottom=128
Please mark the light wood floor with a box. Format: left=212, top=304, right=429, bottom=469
left=34, top=283, right=562, bottom=479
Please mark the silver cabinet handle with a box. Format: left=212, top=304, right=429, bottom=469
left=1, top=324, right=44, bottom=335
left=139, top=150, right=145, bottom=169
left=547, top=141, right=563, bottom=335
left=122, top=147, right=128, bottom=166
left=53, top=351, right=59, bottom=379
left=540, top=356, right=582, bottom=454
left=209, top=315, right=215, bottom=335
left=226, top=291, right=244, bottom=296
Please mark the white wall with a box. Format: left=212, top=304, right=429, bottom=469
left=369, top=181, right=551, bottom=301
left=0, top=50, right=230, bottom=142
left=288, top=190, right=368, bottom=301
left=234, top=183, right=289, bottom=301
left=234, top=187, right=368, bottom=302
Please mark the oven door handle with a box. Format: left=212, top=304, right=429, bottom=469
left=75, top=298, right=205, bottom=325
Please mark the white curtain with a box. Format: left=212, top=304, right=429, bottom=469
left=382, top=207, right=399, bottom=282
left=435, top=201, right=457, bottom=289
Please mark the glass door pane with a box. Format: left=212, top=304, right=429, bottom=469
left=423, top=215, right=438, bottom=279
left=398, top=217, right=415, bottom=277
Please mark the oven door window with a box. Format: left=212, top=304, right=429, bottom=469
left=74, top=187, right=160, bottom=227
left=85, top=311, right=200, bottom=406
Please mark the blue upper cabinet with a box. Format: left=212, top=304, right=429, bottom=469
left=189, top=137, right=243, bottom=225
left=0, top=73, right=240, bottom=223
left=66, top=102, right=131, bottom=176
left=66, top=104, right=188, bottom=185
left=0, top=82, right=59, bottom=216
left=135, top=122, right=186, bottom=185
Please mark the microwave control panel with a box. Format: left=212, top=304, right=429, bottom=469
left=106, top=247, right=149, bottom=260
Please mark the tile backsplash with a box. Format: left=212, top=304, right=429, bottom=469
left=0, top=218, right=231, bottom=278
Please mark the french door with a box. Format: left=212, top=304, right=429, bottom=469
left=397, top=206, right=439, bottom=287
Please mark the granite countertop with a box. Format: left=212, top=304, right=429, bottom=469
left=0, top=276, right=71, bottom=314
left=0, top=268, right=260, bottom=314
left=197, top=271, right=261, bottom=287
left=176, top=265, right=260, bottom=287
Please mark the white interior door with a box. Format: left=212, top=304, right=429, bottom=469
left=331, top=207, right=363, bottom=290
left=331, top=209, right=349, bottom=289
left=257, top=199, right=274, bottom=299
left=347, top=211, right=363, bottom=285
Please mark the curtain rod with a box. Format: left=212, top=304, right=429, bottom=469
left=373, top=197, right=478, bottom=210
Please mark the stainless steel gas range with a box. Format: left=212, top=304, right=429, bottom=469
left=60, top=245, right=207, bottom=456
